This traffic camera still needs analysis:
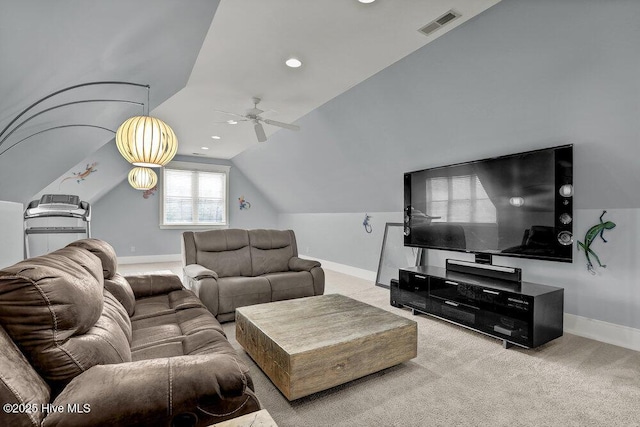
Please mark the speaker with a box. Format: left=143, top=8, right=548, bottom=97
left=446, top=259, right=522, bottom=283
left=557, top=230, right=573, bottom=246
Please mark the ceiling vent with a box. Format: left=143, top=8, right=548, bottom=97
left=418, top=10, right=461, bottom=36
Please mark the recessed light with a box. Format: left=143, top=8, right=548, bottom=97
left=227, top=120, right=238, bottom=125
left=201, top=146, right=209, bottom=150
left=358, top=0, right=375, bottom=3
left=211, top=135, right=221, bottom=140
left=285, top=57, right=302, bottom=68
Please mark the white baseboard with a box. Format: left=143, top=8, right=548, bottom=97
left=564, top=313, right=640, bottom=352
left=300, top=254, right=377, bottom=282
left=117, top=253, right=182, bottom=265
left=302, top=255, right=640, bottom=352
left=116, top=253, right=639, bottom=352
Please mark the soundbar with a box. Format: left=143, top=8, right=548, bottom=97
left=446, top=259, right=522, bottom=283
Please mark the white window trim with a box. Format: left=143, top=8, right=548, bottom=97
left=159, top=161, right=231, bottom=230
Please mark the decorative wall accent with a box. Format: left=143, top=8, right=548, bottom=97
left=59, top=162, right=98, bottom=185
left=363, top=213, right=372, bottom=233
left=577, top=210, right=616, bottom=275
left=239, top=196, right=251, bottom=210
left=142, top=185, right=158, bottom=199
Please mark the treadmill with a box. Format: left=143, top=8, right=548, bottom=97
left=24, top=194, right=91, bottom=258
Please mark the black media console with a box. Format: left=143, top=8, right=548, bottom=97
left=391, top=263, right=564, bottom=349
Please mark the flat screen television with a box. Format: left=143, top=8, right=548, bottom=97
left=404, top=145, right=573, bottom=263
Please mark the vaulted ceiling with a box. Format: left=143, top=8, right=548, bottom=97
left=156, top=0, right=500, bottom=158
left=0, top=0, right=500, bottom=205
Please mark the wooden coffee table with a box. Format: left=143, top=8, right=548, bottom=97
left=236, top=294, right=417, bottom=400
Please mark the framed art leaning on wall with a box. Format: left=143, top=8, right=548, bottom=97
left=376, top=222, right=419, bottom=289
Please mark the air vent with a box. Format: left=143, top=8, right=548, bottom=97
left=191, top=152, right=207, bottom=156
left=418, top=10, right=461, bottom=36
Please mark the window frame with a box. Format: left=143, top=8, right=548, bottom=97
left=159, top=161, right=231, bottom=230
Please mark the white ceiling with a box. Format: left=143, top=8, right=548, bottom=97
left=155, top=0, right=501, bottom=159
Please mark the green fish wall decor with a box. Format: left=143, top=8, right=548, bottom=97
left=577, top=210, right=616, bottom=275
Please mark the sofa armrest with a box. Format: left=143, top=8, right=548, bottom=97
left=288, top=256, right=321, bottom=272
left=123, top=274, right=184, bottom=299
left=43, top=354, right=260, bottom=427
left=183, top=265, right=220, bottom=316
left=184, top=263, right=219, bottom=280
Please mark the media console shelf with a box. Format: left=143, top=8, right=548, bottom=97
left=391, top=266, right=564, bottom=348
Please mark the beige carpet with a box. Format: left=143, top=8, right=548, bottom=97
left=221, top=269, right=640, bottom=427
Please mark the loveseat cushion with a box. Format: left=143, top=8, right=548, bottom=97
left=0, top=246, right=132, bottom=385
left=217, top=276, right=272, bottom=315
left=191, top=229, right=252, bottom=277
left=67, top=238, right=118, bottom=279
left=249, top=229, right=297, bottom=276
left=263, top=271, right=316, bottom=301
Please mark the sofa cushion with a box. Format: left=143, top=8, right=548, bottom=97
left=217, top=276, right=272, bottom=315
left=0, top=246, right=131, bottom=384
left=130, top=307, right=228, bottom=360
left=249, top=229, right=297, bottom=276
left=193, top=229, right=252, bottom=278
left=132, top=289, right=206, bottom=321
left=125, top=274, right=185, bottom=299
left=67, top=238, right=118, bottom=279
left=104, top=273, right=136, bottom=316
left=262, top=271, right=316, bottom=301
left=0, top=325, right=50, bottom=427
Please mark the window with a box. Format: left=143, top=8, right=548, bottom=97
left=160, top=161, right=230, bottom=228
left=427, top=174, right=496, bottom=223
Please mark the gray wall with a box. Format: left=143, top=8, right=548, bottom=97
left=91, top=156, right=278, bottom=257
left=231, top=1, right=640, bottom=329
left=234, top=0, right=640, bottom=213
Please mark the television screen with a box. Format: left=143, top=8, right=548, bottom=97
left=404, top=145, right=573, bottom=262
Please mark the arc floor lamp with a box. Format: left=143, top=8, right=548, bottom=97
left=0, top=81, right=178, bottom=190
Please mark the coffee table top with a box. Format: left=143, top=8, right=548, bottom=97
left=235, top=293, right=416, bottom=354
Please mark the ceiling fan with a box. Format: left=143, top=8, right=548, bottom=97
left=214, top=97, right=300, bottom=142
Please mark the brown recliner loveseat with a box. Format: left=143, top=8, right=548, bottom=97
left=182, top=229, right=324, bottom=322
left=0, top=238, right=260, bottom=427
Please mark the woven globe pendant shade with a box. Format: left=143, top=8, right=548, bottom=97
left=116, top=116, right=178, bottom=167
left=128, top=167, right=158, bottom=190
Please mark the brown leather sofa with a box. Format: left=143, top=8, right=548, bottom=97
left=0, top=238, right=260, bottom=427
left=182, top=229, right=324, bottom=322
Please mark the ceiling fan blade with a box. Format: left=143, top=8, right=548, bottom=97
left=263, top=119, right=300, bottom=131
left=254, top=121, right=267, bottom=142
left=212, top=109, right=248, bottom=119
left=211, top=119, right=250, bottom=124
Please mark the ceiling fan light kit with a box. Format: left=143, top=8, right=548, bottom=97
left=213, top=97, right=300, bottom=143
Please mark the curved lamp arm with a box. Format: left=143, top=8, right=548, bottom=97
left=0, top=124, right=116, bottom=156
left=0, top=99, right=143, bottom=148
left=0, top=81, right=149, bottom=141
